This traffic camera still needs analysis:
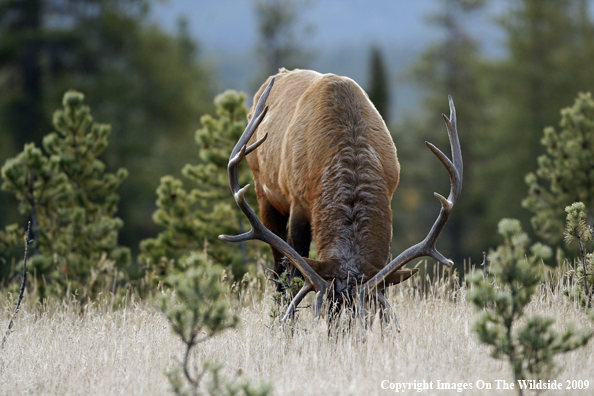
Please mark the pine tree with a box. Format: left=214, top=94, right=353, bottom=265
left=483, top=0, right=594, bottom=242
left=253, top=0, right=312, bottom=82
left=523, top=93, right=594, bottom=244
left=0, top=0, right=214, bottom=257
left=397, top=0, right=487, bottom=261
left=157, top=254, right=271, bottom=396
left=367, top=46, right=390, bottom=123
left=0, top=90, right=130, bottom=299
left=0, top=0, right=46, bottom=148
left=563, top=202, right=594, bottom=307
left=139, top=90, right=264, bottom=278
left=468, top=219, right=592, bottom=394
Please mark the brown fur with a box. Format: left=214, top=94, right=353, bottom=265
left=247, top=69, right=399, bottom=294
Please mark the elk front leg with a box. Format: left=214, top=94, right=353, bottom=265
left=255, top=191, right=289, bottom=288
left=287, top=208, right=310, bottom=281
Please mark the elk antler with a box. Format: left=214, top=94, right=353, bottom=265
left=357, top=95, right=462, bottom=301
left=219, top=78, right=330, bottom=320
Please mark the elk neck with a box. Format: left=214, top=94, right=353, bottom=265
left=310, top=79, right=394, bottom=295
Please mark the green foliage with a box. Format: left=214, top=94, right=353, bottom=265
left=0, top=0, right=214, bottom=256
left=0, top=0, right=57, bottom=148
left=402, top=0, right=594, bottom=263
left=562, top=202, right=594, bottom=307
left=481, top=0, right=594, bottom=247
left=269, top=270, right=304, bottom=319
left=396, top=0, right=488, bottom=261
left=157, top=255, right=239, bottom=343
left=253, top=0, right=312, bottom=82
left=157, top=254, right=271, bottom=396
left=468, top=219, right=592, bottom=391
left=564, top=202, right=593, bottom=245
left=367, top=46, right=390, bottom=123
left=524, top=93, right=594, bottom=243
left=0, top=90, right=130, bottom=299
left=140, top=90, right=264, bottom=278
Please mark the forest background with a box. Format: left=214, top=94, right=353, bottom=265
left=2, top=0, right=594, bottom=283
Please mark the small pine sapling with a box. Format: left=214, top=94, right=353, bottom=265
left=524, top=92, right=594, bottom=244
left=0, top=91, right=130, bottom=300
left=563, top=202, right=594, bottom=307
left=468, top=219, right=593, bottom=395
left=140, top=90, right=264, bottom=279
left=157, top=253, right=271, bottom=396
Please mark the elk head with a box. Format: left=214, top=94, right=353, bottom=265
left=220, top=70, right=462, bottom=326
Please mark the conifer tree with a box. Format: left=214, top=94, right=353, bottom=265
left=468, top=219, right=592, bottom=394
left=399, top=0, right=487, bottom=261
left=253, top=0, right=312, bottom=84
left=523, top=93, right=594, bottom=244
left=140, top=90, right=263, bottom=278
left=563, top=202, right=594, bottom=307
left=0, top=0, right=214, bottom=257
left=0, top=90, right=130, bottom=299
left=157, top=254, right=271, bottom=396
left=367, top=46, right=390, bottom=123
left=483, top=0, right=594, bottom=244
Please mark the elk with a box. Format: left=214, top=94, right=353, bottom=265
left=220, top=69, right=462, bottom=325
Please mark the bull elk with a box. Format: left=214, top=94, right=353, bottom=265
left=220, top=69, right=462, bottom=325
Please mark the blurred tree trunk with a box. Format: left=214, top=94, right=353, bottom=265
left=368, top=46, right=390, bottom=123
left=0, top=0, right=45, bottom=149
left=396, top=0, right=488, bottom=264
left=0, top=0, right=214, bottom=259
left=483, top=0, right=594, bottom=248
left=253, top=0, right=312, bottom=82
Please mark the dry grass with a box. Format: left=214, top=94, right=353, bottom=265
left=1, top=268, right=593, bottom=396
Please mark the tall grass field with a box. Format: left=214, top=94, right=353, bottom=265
left=1, top=264, right=593, bottom=395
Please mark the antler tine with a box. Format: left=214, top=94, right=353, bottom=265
left=441, top=95, right=462, bottom=202
left=229, top=77, right=275, bottom=159
left=219, top=77, right=330, bottom=316
left=357, top=96, right=463, bottom=297
left=282, top=281, right=314, bottom=322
